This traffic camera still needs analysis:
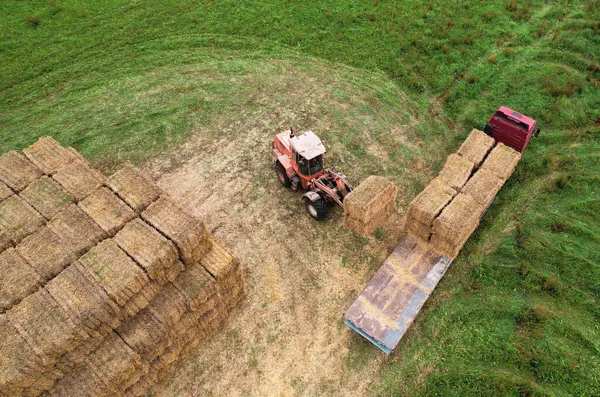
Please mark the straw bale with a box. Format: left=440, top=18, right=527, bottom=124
left=23, top=136, right=78, bottom=175
left=456, top=129, right=496, bottom=166
left=171, top=309, right=202, bottom=338
left=79, top=187, right=137, bottom=236
left=0, top=195, right=45, bottom=244
left=21, top=366, right=63, bottom=397
left=142, top=197, right=212, bottom=265
left=0, top=315, right=48, bottom=394
left=52, top=159, right=106, bottom=202
left=117, top=308, right=171, bottom=363
left=0, top=229, right=12, bottom=253
left=17, top=226, right=76, bottom=281
left=0, top=248, right=41, bottom=312
left=343, top=176, right=397, bottom=221
left=47, top=204, right=107, bottom=256
left=344, top=201, right=396, bottom=236
left=201, top=236, right=240, bottom=281
left=147, top=283, right=188, bottom=329
left=432, top=193, right=483, bottom=245
left=0, top=179, right=13, bottom=200
left=437, top=153, right=475, bottom=191
left=19, top=176, right=73, bottom=219
left=462, top=168, right=504, bottom=206
left=107, top=165, right=161, bottom=213
left=406, top=178, right=457, bottom=226
left=173, top=261, right=218, bottom=311
left=49, top=367, right=109, bottom=397
left=114, top=218, right=178, bottom=282
left=78, top=239, right=149, bottom=307
left=85, top=332, right=147, bottom=393
left=45, top=262, right=122, bottom=337
left=406, top=220, right=431, bottom=242
left=55, top=332, right=105, bottom=375
left=164, top=259, right=185, bottom=283
left=121, top=280, right=161, bottom=318
left=66, top=147, right=87, bottom=164
left=0, top=151, right=42, bottom=192
left=7, top=289, right=87, bottom=366
left=430, top=234, right=464, bottom=259
left=481, top=143, right=522, bottom=181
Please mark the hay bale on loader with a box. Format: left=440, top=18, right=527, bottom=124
left=20, top=176, right=73, bottom=219
left=113, top=218, right=179, bottom=283
left=117, top=308, right=172, bottom=364
left=0, top=179, right=13, bottom=200
left=23, top=136, right=78, bottom=175
left=431, top=193, right=486, bottom=258
left=405, top=178, right=457, bottom=241
left=0, top=316, right=48, bottom=395
left=78, top=239, right=149, bottom=307
left=0, top=151, right=42, bottom=192
left=142, top=196, right=212, bottom=265
left=7, top=289, right=88, bottom=367
left=437, top=153, right=475, bottom=191
left=456, top=129, right=496, bottom=166
left=17, top=226, right=76, bottom=282
left=107, top=165, right=161, bottom=213
left=344, top=176, right=397, bottom=236
left=0, top=195, right=45, bottom=244
left=79, top=187, right=137, bottom=237
left=462, top=168, right=504, bottom=206
left=47, top=204, right=107, bottom=256
left=481, top=143, right=522, bottom=181
left=45, top=262, right=122, bottom=338
left=0, top=249, right=41, bottom=312
left=52, top=159, right=106, bottom=202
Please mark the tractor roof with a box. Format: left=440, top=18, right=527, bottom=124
left=290, top=130, right=326, bottom=160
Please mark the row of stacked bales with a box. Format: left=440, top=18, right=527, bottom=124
left=405, top=129, right=521, bottom=258
left=344, top=176, right=398, bottom=236
left=0, top=137, right=245, bottom=396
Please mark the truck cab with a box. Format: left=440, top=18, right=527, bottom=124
left=484, top=106, right=540, bottom=152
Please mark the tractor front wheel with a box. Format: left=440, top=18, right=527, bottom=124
left=304, top=199, right=328, bottom=220
left=275, top=162, right=291, bottom=187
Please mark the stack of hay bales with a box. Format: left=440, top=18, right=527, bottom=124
left=344, top=176, right=397, bottom=236
left=0, top=137, right=245, bottom=396
left=405, top=129, right=521, bottom=258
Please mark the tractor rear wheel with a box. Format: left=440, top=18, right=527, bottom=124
left=305, top=199, right=328, bottom=220
left=275, top=162, right=291, bottom=187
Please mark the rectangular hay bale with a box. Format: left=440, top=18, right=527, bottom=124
left=0, top=230, right=13, bottom=253
left=0, top=151, right=42, bottom=192
left=142, top=196, right=212, bottom=265
left=432, top=193, right=484, bottom=246
left=0, top=195, right=45, bottom=244
left=7, top=289, right=88, bottom=366
left=49, top=366, right=109, bottom=397
left=173, top=261, right=218, bottom=311
left=17, top=226, right=76, bottom=281
left=45, top=262, right=122, bottom=337
left=107, top=165, right=161, bottom=213
left=79, top=239, right=149, bottom=307
left=480, top=143, right=522, bottom=181
left=23, top=136, right=78, bottom=175
left=0, top=248, right=41, bottom=313
left=343, top=175, right=397, bottom=222
left=117, top=308, right=171, bottom=364
left=19, top=176, right=73, bottom=219
left=147, top=283, right=188, bottom=329
left=405, top=219, right=431, bottom=242
left=200, top=236, right=240, bottom=281
left=113, top=218, right=179, bottom=282
left=437, top=153, right=475, bottom=191
left=344, top=201, right=396, bottom=236
left=120, top=280, right=161, bottom=318
left=0, top=179, right=13, bottom=200
left=47, top=204, right=107, bottom=256
left=461, top=168, right=505, bottom=206
left=406, top=178, right=457, bottom=227
left=52, top=159, right=106, bottom=202
left=79, top=187, right=137, bottom=236
left=456, top=129, right=496, bottom=166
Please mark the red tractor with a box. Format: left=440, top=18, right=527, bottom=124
left=271, top=129, right=353, bottom=220
left=484, top=106, right=541, bottom=152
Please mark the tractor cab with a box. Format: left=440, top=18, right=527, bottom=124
left=290, top=131, right=326, bottom=184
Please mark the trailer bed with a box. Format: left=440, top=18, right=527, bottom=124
left=344, top=237, right=451, bottom=354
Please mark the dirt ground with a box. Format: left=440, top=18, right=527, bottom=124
left=142, top=63, right=435, bottom=396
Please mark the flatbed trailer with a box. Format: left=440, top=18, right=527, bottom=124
left=344, top=237, right=451, bottom=354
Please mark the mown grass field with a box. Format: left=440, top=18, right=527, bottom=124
left=1, top=0, right=599, bottom=396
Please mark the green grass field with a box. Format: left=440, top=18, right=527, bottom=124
left=1, top=0, right=599, bottom=395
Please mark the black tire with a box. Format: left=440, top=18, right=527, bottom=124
left=305, top=199, right=328, bottom=220
left=275, top=162, right=291, bottom=187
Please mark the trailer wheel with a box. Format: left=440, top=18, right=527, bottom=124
left=275, top=162, right=291, bottom=187
left=304, top=198, right=328, bottom=220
